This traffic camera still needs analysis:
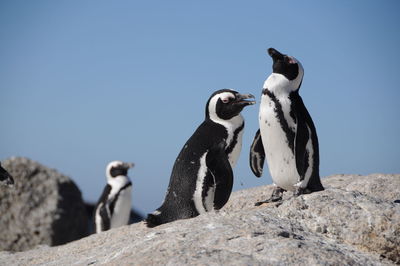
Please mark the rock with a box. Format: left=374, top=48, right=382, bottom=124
left=0, top=157, right=88, bottom=252
left=322, top=174, right=400, bottom=202
left=0, top=174, right=398, bottom=265
left=275, top=189, right=399, bottom=263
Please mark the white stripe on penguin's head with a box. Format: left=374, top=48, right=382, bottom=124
left=207, top=90, right=236, bottom=122
left=105, top=160, right=134, bottom=183
left=206, top=89, right=255, bottom=122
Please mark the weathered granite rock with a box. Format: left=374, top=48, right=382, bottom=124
left=322, top=174, right=400, bottom=202
left=0, top=174, right=398, bottom=265
left=0, top=157, right=88, bottom=252
left=275, top=189, right=399, bottom=263
left=223, top=174, right=400, bottom=212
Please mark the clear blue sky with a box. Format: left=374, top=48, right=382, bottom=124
left=1, top=1, right=399, bottom=216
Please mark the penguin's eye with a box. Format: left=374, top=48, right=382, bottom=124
left=221, top=97, right=234, bottom=104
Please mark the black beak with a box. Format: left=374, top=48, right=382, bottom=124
left=122, top=162, right=134, bottom=170
left=268, top=47, right=285, bottom=61
left=235, top=93, right=256, bottom=106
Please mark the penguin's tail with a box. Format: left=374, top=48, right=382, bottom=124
left=145, top=211, right=163, bottom=228
left=307, top=174, right=325, bottom=192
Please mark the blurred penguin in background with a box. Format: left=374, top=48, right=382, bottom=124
left=94, top=161, right=134, bottom=233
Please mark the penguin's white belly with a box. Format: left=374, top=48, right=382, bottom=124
left=259, top=98, right=299, bottom=191
left=110, top=187, right=132, bottom=228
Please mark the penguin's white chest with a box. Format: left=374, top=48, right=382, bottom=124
left=110, top=186, right=132, bottom=228
left=213, top=114, right=244, bottom=168
left=226, top=124, right=243, bottom=168
left=259, top=93, right=299, bottom=191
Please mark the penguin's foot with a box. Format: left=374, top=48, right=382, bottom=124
left=254, top=195, right=282, bottom=206
left=293, top=187, right=306, bottom=197
left=254, top=198, right=282, bottom=206
left=255, top=187, right=285, bottom=206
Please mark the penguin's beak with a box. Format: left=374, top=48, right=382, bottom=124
left=268, top=47, right=297, bottom=65
left=123, top=162, right=134, bottom=169
left=268, top=47, right=285, bottom=61
left=234, top=93, right=256, bottom=106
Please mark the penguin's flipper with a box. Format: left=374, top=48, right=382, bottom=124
left=99, top=203, right=111, bottom=231
left=291, top=93, right=311, bottom=181
left=294, top=114, right=309, bottom=180
left=249, top=129, right=265, bottom=177
left=291, top=93, right=324, bottom=191
left=94, top=184, right=112, bottom=232
left=206, top=142, right=233, bottom=210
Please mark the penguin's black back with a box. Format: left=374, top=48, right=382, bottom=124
left=146, top=119, right=229, bottom=227
left=94, top=184, right=112, bottom=232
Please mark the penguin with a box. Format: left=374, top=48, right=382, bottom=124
left=0, top=162, right=14, bottom=187
left=250, top=48, right=324, bottom=205
left=94, top=160, right=134, bottom=233
left=146, top=89, right=255, bottom=227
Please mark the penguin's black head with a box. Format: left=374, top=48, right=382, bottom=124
left=268, top=48, right=303, bottom=83
left=0, top=162, right=14, bottom=187
left=106, top=161, right=134, bottom=180
left=206, top=89, right=255, bottom=120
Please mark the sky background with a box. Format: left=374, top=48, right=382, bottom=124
left=1, top=1, right=399, bottom=216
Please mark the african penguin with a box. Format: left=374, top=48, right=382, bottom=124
left=146, top=89, right=255, bottom=227
left=94, top=160, right=134, bottom=233
left=250, top=48, right=324, bottom=205
left=0, top=162, right=14, bottom=187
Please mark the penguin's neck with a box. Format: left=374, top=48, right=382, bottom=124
left=209, top=114, right=244, bottom=134
left=209, top=114, right=244, bottom=152
left=263, top=73, right=294, bottom=97
left=108, top=175, right=131, bottom=190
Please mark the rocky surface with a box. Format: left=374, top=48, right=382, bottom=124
left=0, top=157, right=88, bottom=252
left=0, top=174, right=399, bottom=265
